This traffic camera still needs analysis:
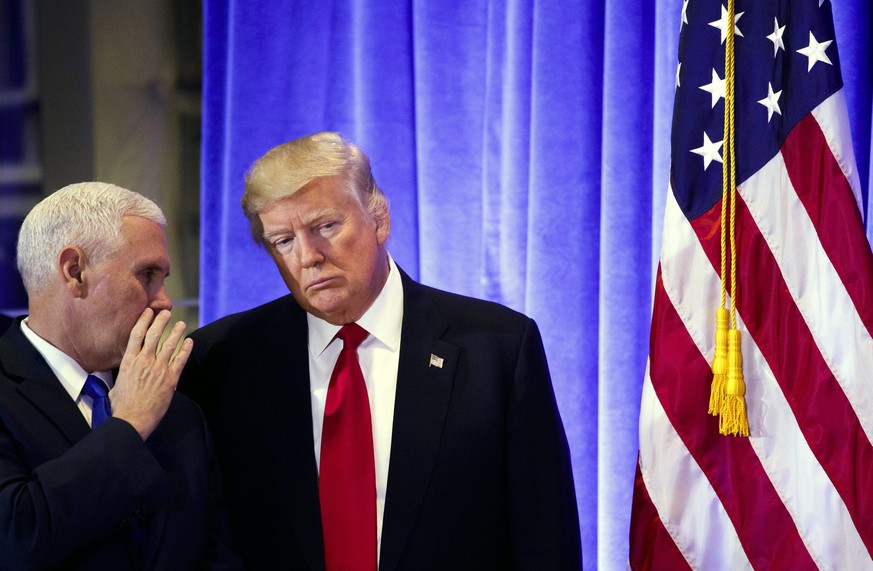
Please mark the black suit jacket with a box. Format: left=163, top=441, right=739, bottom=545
left=182, top=270, right=581, bottom=570
left=0, top=320, right=241, bottom=570
left=0, top=314, right=12, bottom=335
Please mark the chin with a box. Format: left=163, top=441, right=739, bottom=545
left=307, top=297, right=345, bottom=317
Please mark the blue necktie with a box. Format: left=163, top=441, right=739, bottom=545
left=82, top=375, right=112, bottom=428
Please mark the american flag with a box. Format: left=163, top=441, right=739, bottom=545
left=629, top=0, right=873, bottom=568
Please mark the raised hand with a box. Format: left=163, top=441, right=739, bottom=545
left=109, top=308, right=194, bottom=440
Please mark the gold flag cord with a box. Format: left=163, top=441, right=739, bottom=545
left=708, top=0, right=748, bottom=437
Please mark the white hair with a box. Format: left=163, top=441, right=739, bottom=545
left=16, top=182, right=166, bottom=295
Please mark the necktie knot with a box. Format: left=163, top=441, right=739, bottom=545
left=82, top=375, right=109, bottom=400
left=83, top=375, right=112, bottom=428
left=338, top=322, right=368, bottom=351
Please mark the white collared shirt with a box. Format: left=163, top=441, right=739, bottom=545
left=20, top=318, right=113, bottom=428
left=308, top=255, right=403, bottom=560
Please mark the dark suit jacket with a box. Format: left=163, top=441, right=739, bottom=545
left=0, top=319, right=241, bottom=570
left=0, top=314, right=12, bottom=335
left=181, top=270, right=581, bottom=570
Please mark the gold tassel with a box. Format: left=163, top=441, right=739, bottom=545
left=719, top=329, right=749, bottom=437
left=708, top=307, right=729, bottom=416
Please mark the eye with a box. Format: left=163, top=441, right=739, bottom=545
left=317, top=221, right=338, bottom=235
left=272, top=235, right=295, bottom=253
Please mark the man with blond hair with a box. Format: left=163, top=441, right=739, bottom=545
left=183, top=133, right=581, bottom=570
left=0, top=182, right=239, bottom=569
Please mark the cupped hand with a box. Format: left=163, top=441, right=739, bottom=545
left=109, top=308, right=194, bottom=440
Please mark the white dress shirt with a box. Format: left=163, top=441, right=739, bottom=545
left=308, top=255, right=403, bottom=560
left=20, top=318, right=113, bottom=428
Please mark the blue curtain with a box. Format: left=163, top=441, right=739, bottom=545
left=201, top=1, right=872, bottom=568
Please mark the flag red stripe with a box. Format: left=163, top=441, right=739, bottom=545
left=629, top=459, right=691, bottom=571
left=690, top=197, right=873, bottom=556
left=781, top=113, right=873, bottom=338
left=649, top=271, right=815, bottom=569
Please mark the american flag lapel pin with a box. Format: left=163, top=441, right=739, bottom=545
left=428, top=354, right=444, bottom=369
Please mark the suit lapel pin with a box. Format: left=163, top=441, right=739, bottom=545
left=428, top=354, right=444, bottom=368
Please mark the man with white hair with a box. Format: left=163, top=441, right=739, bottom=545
left=0, top=182, right=240, bottom=569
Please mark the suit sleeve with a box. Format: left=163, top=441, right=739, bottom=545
left=505, top=319, right=582, bottom=569
left=0, top=417, right=169, bottom=568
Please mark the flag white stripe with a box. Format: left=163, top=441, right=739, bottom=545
left=659, top=189, right=718, bottom=359
left=810, top=91, right=863, bottom=211
left=739, top=143, right=873, bottom=446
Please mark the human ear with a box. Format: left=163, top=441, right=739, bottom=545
left=375, top=212, right=391, bottom=246
left=59, top=246, right=86, bottom=297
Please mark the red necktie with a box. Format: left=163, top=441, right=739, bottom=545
left=320, top=323, right=377, bottom=571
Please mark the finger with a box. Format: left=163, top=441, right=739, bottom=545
left=124, top=308, right=155, bottom=356
left=157, top=320, right=188, bottom=362
left=168, top=337, right=194, bottom=378
left=142, top=309, right=172, bottom=354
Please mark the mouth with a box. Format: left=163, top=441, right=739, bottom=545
left=305, top=276, right=339, bottom=292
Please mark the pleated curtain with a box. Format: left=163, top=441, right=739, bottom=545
left=200, top=1, right=872, bottom=567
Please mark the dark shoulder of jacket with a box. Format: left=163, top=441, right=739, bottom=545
left=409, top=279, right=532, bottom=335
left=189, top=294, right=303, bottom=348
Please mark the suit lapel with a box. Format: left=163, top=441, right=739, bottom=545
left=0, top=321, right=91, bottom=444
left=379, top=274, right=458, bottom=571
left=250, top=300, right=325, bottom=570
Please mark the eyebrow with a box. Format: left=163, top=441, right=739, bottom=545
left=300, top=207, right=339, bottom=226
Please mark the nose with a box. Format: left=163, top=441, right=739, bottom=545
left=296, top=234, right=325, bottom=268
left=150, top=285, right=173, bottom=312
